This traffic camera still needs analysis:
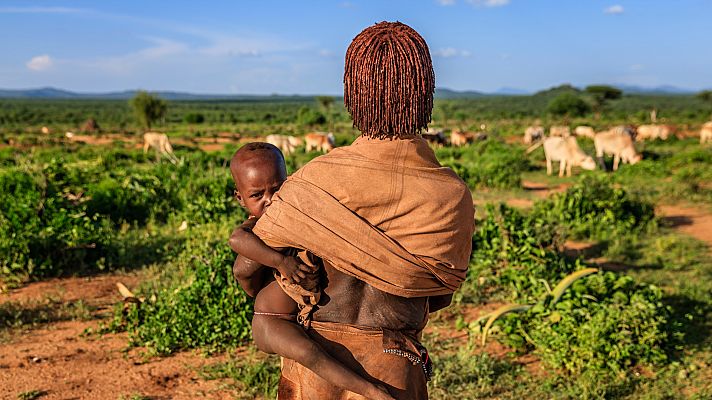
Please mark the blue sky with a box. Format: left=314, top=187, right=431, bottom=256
left=1, top=1, right=711, bottom=94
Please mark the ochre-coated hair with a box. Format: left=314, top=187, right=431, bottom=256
left=344, top=21, right=435, bottom=139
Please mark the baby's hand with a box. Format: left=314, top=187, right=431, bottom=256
left=276, top=256, right=315, bottom=284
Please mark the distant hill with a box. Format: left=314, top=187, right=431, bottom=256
left=0, top=87, right=322, bottom=101
left=493, top=87, right=530, bottom=95
left=0, top=85, right=700, bottom=100
left=434, top=88, right=488, bottom=99
left=616, top=84, right=695, bottom=95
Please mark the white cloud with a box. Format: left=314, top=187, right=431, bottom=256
left=437, top=0, right=456, bottom=6
left=434, top=47, right=471, bottom=58
left=26, top=55, right=53, bottom=71
left=467, top=0, right=510, bottom=7
left=604, top=5, right=624, bottom=14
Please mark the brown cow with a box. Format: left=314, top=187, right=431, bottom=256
left=304, top=132, right=335, bottom=152
left=450, top=130, right=475, bottom=147
left=422, top=128, right=447, bottom=147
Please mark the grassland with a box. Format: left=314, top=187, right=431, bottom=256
left=1, top=92, right=711, bottom=399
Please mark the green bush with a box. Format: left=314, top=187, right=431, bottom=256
left=494, top=272, right=675, bottom=375
left=437, top=140, right=529, bottom=190
left=530, top=175, right=655, bottom=240
left=109, top=243, right=254, bottom=355
left=0, top=166, right=113, bottom=281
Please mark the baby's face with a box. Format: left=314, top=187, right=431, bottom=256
left=234, top=159, right=286, bottom=218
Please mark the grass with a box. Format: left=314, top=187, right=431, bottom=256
left=16, top=390, right=47, bottom=400
left=197, top=350, right=280, bottom=400
left=0, top=298, right=94, bottom=331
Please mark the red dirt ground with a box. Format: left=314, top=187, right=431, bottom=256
left=0, top=274, right=240, bottom=399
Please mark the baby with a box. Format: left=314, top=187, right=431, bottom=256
left=228, top=142, right=394, bottom=400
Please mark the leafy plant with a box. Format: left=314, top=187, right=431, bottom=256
left=530, top=174, right=656, bottom=240
left=107, top=242, right=254, bottom=355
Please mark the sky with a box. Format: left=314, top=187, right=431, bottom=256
left=1, top=0, right=711, bottom=95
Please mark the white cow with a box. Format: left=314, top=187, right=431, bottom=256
left=574, top=125, right=596, bottom=139
left=543, top=136, right=596, bottom=177
left=700, top=122, right=712, bottom=144
left=594, top=129, right=642, bottom=171
left=636, top=124, right=671, bottom=141
left=143, top=132, right=178, bottom=163
left=523, top=126, right=544, bottom=144
left=266, top=134, right=303, bottom=155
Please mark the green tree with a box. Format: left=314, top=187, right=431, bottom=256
left=296, top=106, right=326, bottom=126
left=316, top=96, right=335, bottom=131
left=129, top=91, right=167, bottom=130
left=547, top=93, right=591, bottom=118
left=183, top=113, right=205, bottom=124
left=697, top=90, right=712, bottom=102
left=585, top=85, right=622, bottom=118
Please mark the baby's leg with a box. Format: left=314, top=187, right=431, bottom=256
left=253, top=282, right=393, bottom=400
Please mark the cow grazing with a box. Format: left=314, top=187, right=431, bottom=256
left=266, top=134, right=303, bottom=155
left=143, top=132, right=178, bottom=163
left=450, top=130, right=476, bottom=147
left=41, top=126, right=51, bottom=134
left=523, top=126, right=544, bottom=144
left=636, top=124, right=671, bottom=141
left=305, top=132, right=335, bottom=153
left=594, top=129, right=642, bottom=171
left=574, top=125, right=596, bottom=139
left=700, top=122, right=712, bottom=144
left=543, top=136, right=596, bottom=177
left=549, top=125, right=571, bottom=137
left=422, top=128, right=447, bottom=147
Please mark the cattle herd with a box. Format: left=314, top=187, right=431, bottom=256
left=524, top=121, right=712, bottom=176
left=135, top=121, right=711, bottom=177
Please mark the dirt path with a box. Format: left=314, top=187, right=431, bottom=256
left=0, top=320, right=237, bottom=399
left=0, top=274, right=240, bottom=399
left=658, top=204, right=712, bottom=250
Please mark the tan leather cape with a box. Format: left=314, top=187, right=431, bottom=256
left=253, top=136, right=475, bottom=298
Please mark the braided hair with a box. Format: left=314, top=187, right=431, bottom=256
left=344, top=21, right=435, bottom=139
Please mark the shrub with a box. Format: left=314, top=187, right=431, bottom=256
left=108, top=242, right=254, bottom=355
left=0, top=166, right=113, bottom=282
left=467, top=204, right=680, bottom=378
left=547, top=93, right=591, bottom=117
left=492, top=272, right=675, bottom=375
left=529, top=175, right=655, bottom=240
left=437, top=141, right=529, bottom=190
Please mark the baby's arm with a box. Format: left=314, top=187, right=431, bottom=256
left=229, top=218, right=313, bottom=283
left=232, top=255, right=269, bottom=298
